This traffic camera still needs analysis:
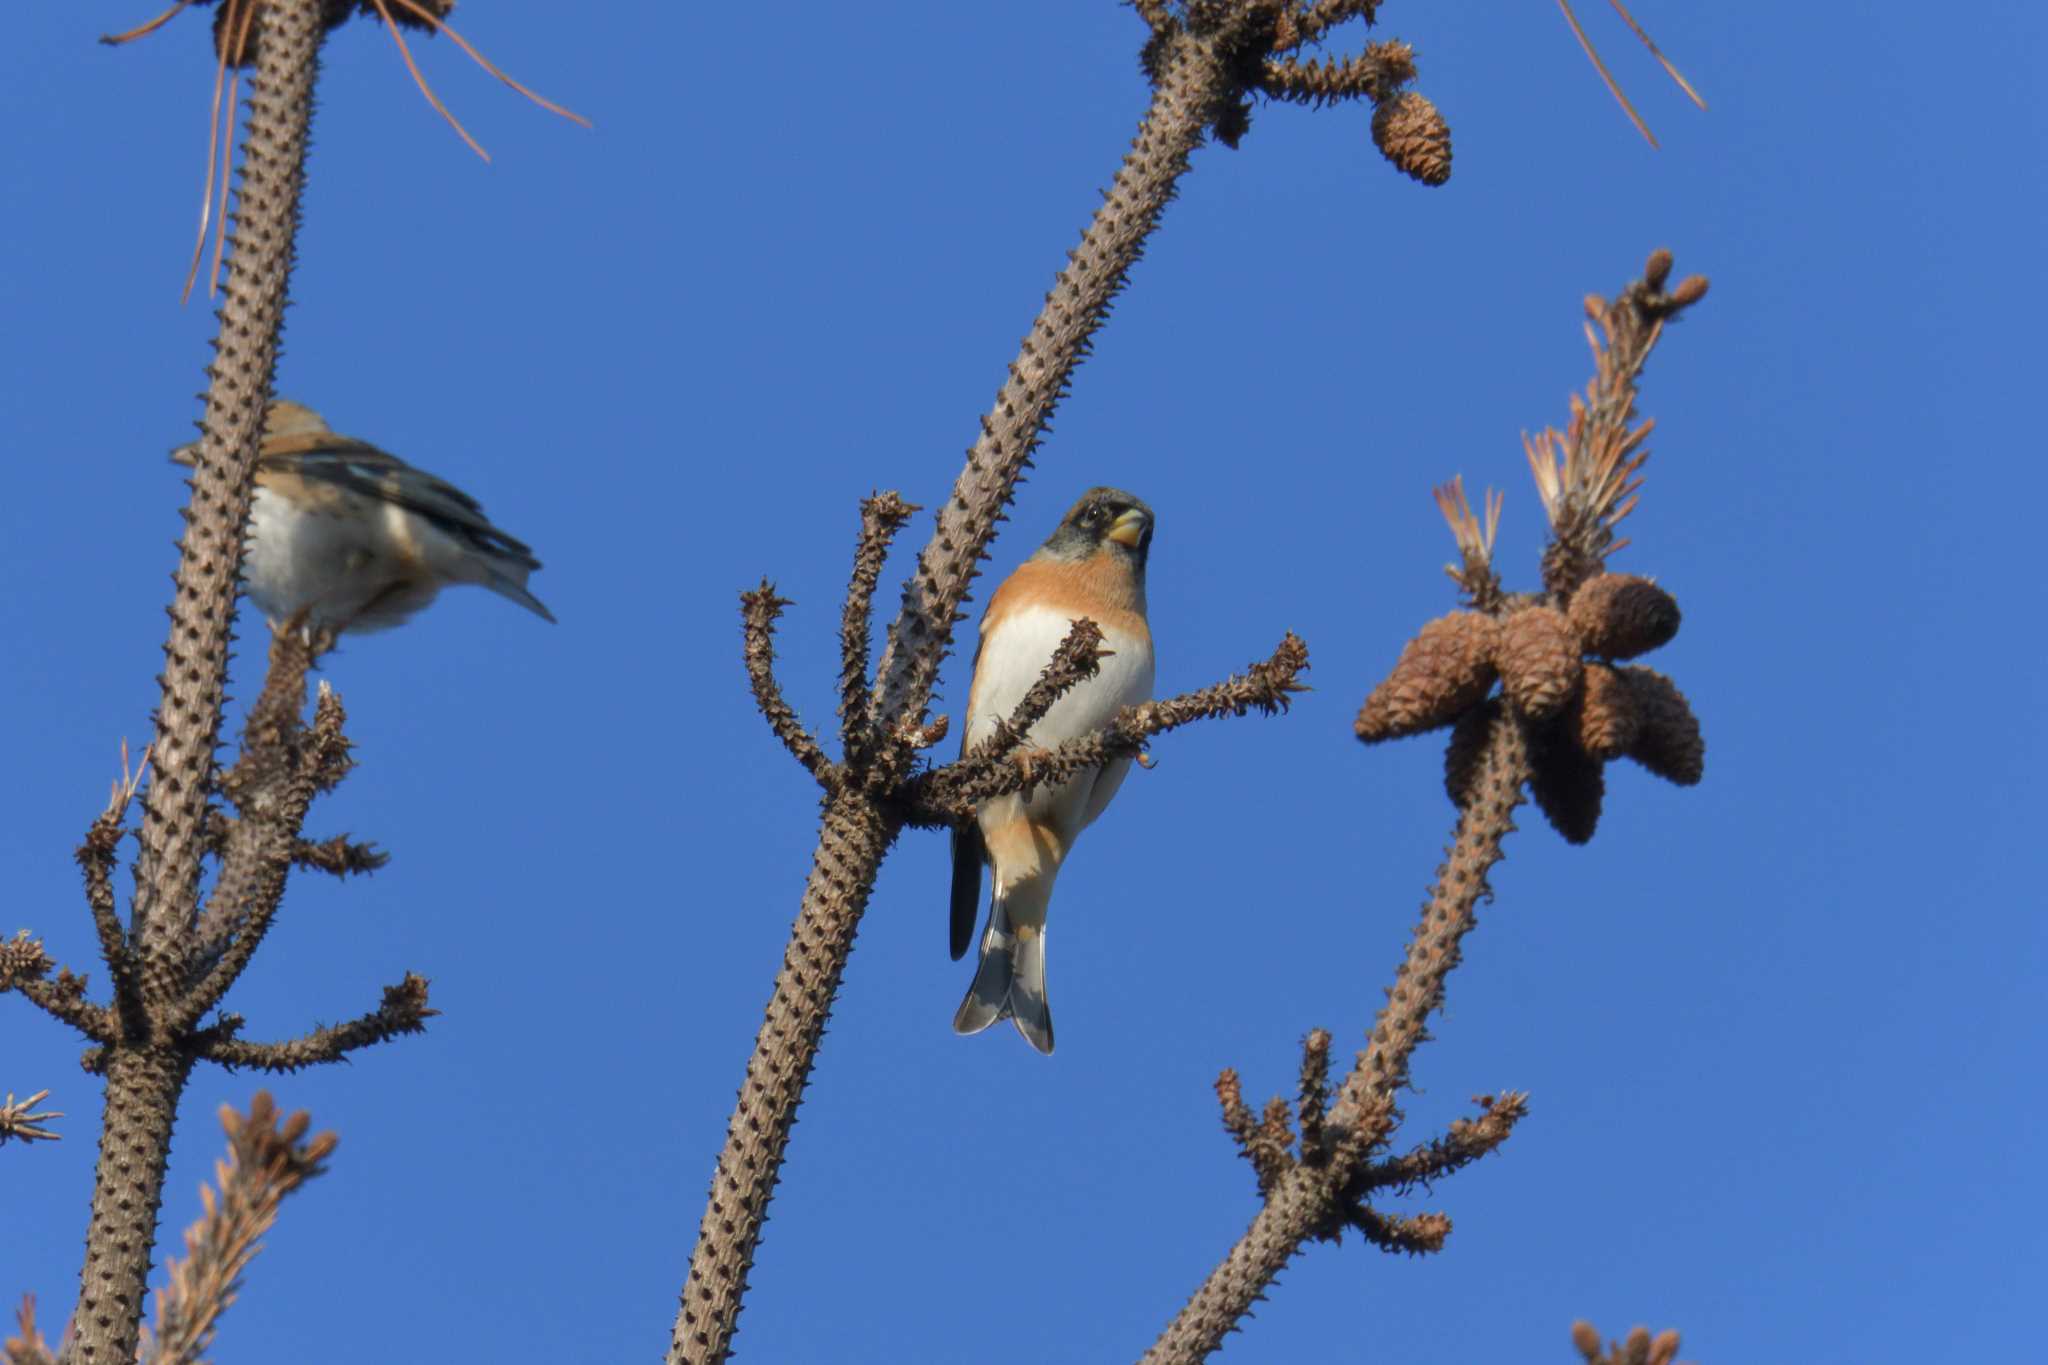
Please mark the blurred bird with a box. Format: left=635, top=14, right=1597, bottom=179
left=170, top=400, right=554, bottom=636
left=951, top=487, right=1155, bottom=1054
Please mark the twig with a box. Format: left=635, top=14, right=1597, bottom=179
left=907, top=633, right=1308, bottom=822
left=740, top=583, right=832, bottom=783
left=181, top=664, right=350, bottom=1029
left=1351, top=1091, right=1528, bottom=1195
left=1348, top=1207, right=1452, bottom=1255
left=0, top=1091, right=65, bottom=1146
left=203, top=812, right=387, bottom=879
left=959, top=617, right=1109, bottom=767
left=189, top=976, right=435, bottom=1072
left=838, top=494, right=918, bottom=768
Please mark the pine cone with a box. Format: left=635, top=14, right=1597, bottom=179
left=1356, top=613, right=1497, bottom=742
left=1618, top=666, right=1704, bottom=785
left=1573, top=662, right=1639, bottom=761
left=1527, top=722, right=1605, bottom=844
left=1569, top=574, right=1681, bottom=660
left=1497, top=605, right=1583, bottom=721
left=1372, top=91, right=1452, bottom=186
left=1442, top=699, right=1502, bottom=806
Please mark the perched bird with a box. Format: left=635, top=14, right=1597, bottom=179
left=169, top=400, right=554, bottom=636
left=951, top=487, right=1155, bottom=1054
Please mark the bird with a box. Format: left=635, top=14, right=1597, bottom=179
left=169, top=399, right=554, bottom=636
left=950, top=487, right=1155, bottom=1054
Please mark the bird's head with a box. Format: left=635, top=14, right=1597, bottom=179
left=1040, top=486, right=1154, bottom=567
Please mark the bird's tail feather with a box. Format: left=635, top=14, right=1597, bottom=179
left=952, top=881, right=1054, bottom=1055
left=483, top=569, right=556, bottom=624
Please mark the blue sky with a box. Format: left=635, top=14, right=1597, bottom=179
left=4, top=3, right=2044, bottom=1361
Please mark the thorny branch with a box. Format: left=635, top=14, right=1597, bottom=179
left=839, top=493, right=918, bottom=771
left=904, top=632, right=1309, bottom=822
left=954, top=618, right=1110, bottom=766
left=187, top=975, right=436, bottom=1073
left=740, top=584, right=831, bottom=783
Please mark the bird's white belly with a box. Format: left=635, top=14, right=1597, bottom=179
left=242, top=485, right=434, bottom=632
left=968, top=603, right=1155, bottom=842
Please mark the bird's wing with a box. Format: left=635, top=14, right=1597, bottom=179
left=263, top=434, right=540, bottom=567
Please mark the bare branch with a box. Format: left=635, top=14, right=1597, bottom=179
left=907, top=632, right=1308, bottom=822
left=838, top=493, right=918, bottom=766
left=1282, top=0, right=1382, bottom=52
left=2, top=936, right=118, bottom=1045
left=1351, top=1091, right=1528, bottom=1195
left=1261, top=42, right=1414, bottom=106
left=188, top=975, right=433, bottom=1073
left=0, top=1090, right=65, bottom=1146
left=203, top=812, right=388, bottom=879
left=740, top=583, right=833, bottom=784
left=672, top=795, right=894, bottom=1364
left=1214, top=1069, right=1291, bottom=1196
left=71, top=5, right=326, bottom=1353
left=131, top=5, right=321, bottom=1029
left=80, top=739, right=149, bottom=1001
left=962, top=617, right=1109, bottom=767
left=181, top=667, right=351, bottom=1031
left=1295, top=1028, right=1332, bottom=1158
left=1333, top=708, right=1528, bottom=1146
left=1347, top=1206, right=1451, bottom=1256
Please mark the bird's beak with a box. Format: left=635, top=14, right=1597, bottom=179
left=1106, top=508, right=1150, bottom=548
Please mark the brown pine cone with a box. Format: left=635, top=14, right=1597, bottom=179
left=1569, top=574, right=1682, bottom=660
left=1372, top=91, right=1452, bottom=186
left=1442, top=699, right=1503, bottom=807
left=1619, top=666, right=1704, bottom=785
left=1527, top=722, right=1605, bottom=844
left=1497, top=605, right=1583, bottom=721
left=1356, top=613, right=1498, bottom=742
left=1573, top=662, right=1640, bottom=761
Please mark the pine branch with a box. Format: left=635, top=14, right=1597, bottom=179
left=739, top=583, right=832, bottom=784
left=69, top=5, right=326, bottom=1358
left=905, top=633, right=1307, bottom=823
left=137, top=1092, right=335, bottom=1365
left=187, top=975, right=435, bottom=1072
left=838, top=493, right=918, bottom=768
